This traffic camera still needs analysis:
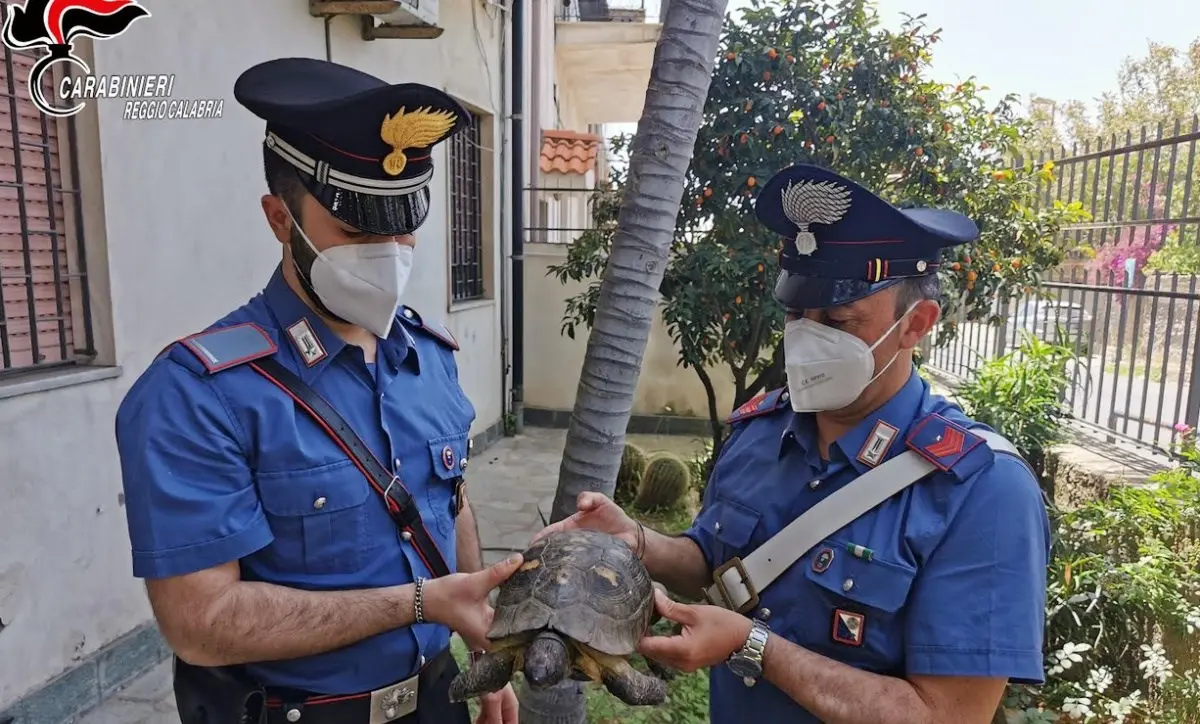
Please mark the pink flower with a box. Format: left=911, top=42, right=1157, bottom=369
left=1174, top=422, right=1194, bottom=435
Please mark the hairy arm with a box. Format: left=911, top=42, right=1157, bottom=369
left=147, top=563, right=419, bottom=668
left=456, top=494, right=484, bottom=574
left=642, top=528, right=713, bottom=600
left=761, top=636, right=1005, bottom=724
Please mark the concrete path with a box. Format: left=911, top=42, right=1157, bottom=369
left=73, top=426, right=704, bottom=723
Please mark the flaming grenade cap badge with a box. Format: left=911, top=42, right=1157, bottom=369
left=780, top=180, right=853, bottom=255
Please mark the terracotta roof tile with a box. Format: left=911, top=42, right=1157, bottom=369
left=539, top=129, right=602, bottom=175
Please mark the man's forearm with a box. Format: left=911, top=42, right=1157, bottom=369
left=456, top=496, right=484, bottom=574
left=642, top=528, right=711, bottom=599
left=761, top=636, right=934, bottom=724
left=177, top=581, right=416, bottom=668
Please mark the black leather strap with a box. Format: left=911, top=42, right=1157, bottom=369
left=250, top=357, right=451, bottom=578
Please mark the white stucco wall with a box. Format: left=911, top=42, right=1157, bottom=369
left=0, top=0, right=511, bottom=708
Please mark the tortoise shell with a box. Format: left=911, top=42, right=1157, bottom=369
left=488, top=528, right=655, bottom=656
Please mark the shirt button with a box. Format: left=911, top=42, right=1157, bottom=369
left=460, top=457, right=469, bottom=470
left=313, top=496, right=327, bottom=510
left=401, top=531, right=413, bottom=541
left=758, top=608, right=771, bottom=620
left=403, top=308, right=414, bottom=319
left=418, top=654, right=426, bottom=667
left=714, top=521, right=722, bottom=533
left=809, top=479, right=821, bottom=490
left=781, top=391, right=790, bottom=402
left=394, top=458, right=402, bottom=469
left=286, top=709, right=302, bottom=722
left=843, top=578, right=854, bottom=592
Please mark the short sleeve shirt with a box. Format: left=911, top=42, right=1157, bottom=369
left=114, top=265, right=475, bottom=695
left=681, top=369, right=1052, bottom=723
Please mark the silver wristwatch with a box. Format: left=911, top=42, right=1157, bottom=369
left=726, top=619, right=770, bottom=686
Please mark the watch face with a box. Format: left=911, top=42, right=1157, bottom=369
left=727, top=655, right=761, bottom=679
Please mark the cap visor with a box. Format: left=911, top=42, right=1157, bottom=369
left=301, top=175, right=431, bottom=236
left=773, top=272, right=901, bottom=310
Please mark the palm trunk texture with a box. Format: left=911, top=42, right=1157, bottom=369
left=517, top=0, right=729, bottom=721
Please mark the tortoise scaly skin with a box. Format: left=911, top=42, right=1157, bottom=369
left=448, top=529, right=669, bottom=706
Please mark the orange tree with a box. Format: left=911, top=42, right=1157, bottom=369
left=550, top=0, right=1087, bottom=461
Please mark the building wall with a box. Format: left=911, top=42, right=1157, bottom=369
left=0, top=0, right=510, bottom=709
left=523, top=242, right=738, bottom=419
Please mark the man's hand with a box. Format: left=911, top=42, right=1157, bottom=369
left=530, top=492, right=638, bottom=551
left=424, top=554, right=524, bottom=651
left=475, top=683, right=518, bottom=724
left=636, top=589, right=752, bottom=673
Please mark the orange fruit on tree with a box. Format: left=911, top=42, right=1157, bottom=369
left=1011, top=258, right=1022, bottom=269
left=966, top=270, right=977, bottom=282
left=747, top=176, right=757, bottom=187
left=739, top=133, right=748, bottom=144
left=773, top=125, right=784, bottom=136
left=767, top=48, right=778, bottom=60
left=826, top=135, right=836, bottom=143
left=786, top=54, right=795, bottom=63
left=763, top=70, right=772, bottom=81
left=703, top=187, right=713, bottom=198
left=735, top=295, right=743, bottom=305
left=914, top=147, right=924, bottom=156
left=817, top=101, right=827, bottom=111
left=726, top=52, right=736, bottom=61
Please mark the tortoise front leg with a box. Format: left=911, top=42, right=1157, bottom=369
left=448, top=649, right=517, bottom=702
left=599, top=658, right=669, bottom=706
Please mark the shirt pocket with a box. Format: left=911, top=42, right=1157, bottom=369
left=256, top=460, right=373, bottom=576
left=801, top=538, right=917, bottom=662
left=426, top=432, right=469, bottom=538
left=696, top=497, right=763, bottom=561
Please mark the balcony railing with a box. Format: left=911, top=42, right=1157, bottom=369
left=555, top=0, right=650, bottom=23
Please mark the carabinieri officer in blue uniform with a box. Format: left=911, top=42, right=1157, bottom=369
left=534, top=164, right=1052, bottom=723
left=114, top=58, right=521, bottom=724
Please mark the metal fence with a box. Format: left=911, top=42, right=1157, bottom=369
left=555, top=0, right=649, bottom=23
left=926, top=117, right=1200, bottom=454
left=926, top=268, right=1200, bottom=453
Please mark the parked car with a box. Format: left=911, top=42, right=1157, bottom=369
left=1005, top=300, right=1094, bottom=356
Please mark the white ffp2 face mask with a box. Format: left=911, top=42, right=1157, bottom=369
left=782, top=304, right=916, bottom=413
left=282, top=204, right=414, bottom=338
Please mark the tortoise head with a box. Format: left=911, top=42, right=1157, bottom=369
left=522, top=631, right=570, bottom=690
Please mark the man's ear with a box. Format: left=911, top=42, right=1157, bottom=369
left=899, top=299, right=941, bottom=349
left=261, top=194, right=291, bottom=245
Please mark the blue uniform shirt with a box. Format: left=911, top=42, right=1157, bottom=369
left=114, top=265, right=475, bottom=695
left=683, top=369, right=1051, bottom=723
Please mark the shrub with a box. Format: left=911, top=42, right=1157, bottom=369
left=952, top=332, right=1078, bottom=486
left=1002, top=430, right=1200, bottom=723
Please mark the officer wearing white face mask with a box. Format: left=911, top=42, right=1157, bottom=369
left=535, top=164, right=1052, bottom=724
left=113, top=58, right=522, bottom=724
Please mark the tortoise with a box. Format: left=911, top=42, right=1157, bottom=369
left=448, top=528, right=670, bottom=706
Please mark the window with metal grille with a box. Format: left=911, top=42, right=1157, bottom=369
left=0, top=43, right=91, bottom=377
left=449, top=113, right=485, bottom=302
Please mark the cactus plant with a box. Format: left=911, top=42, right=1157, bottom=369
left=634, top=452, right=691, bottom=511
left=614, top=442, right=649, bottom=505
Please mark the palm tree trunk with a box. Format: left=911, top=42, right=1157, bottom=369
left=518, top=0, right=728, bottom=721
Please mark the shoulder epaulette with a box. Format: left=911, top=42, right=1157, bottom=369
left=726, top=387, right=789, bottom=425
left=398, top=305, right=459, bottom=351
left=905, top=412, right=993, bottom=481
left=175, top=323, right=278, bottom=374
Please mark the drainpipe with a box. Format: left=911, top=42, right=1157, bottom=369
left=510, top=0, right=526, bottom=434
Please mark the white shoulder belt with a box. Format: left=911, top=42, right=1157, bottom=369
left=701, top=430, right=1019, bottom=613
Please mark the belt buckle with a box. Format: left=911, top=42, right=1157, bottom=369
left=369, top=673, right=419, bottom=723
left=711, top=556, right=760, bottom=614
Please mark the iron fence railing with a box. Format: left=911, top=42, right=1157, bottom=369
left=555, top=0, right=650, bottom=23
left=926, top=268, right=1200, bottom=455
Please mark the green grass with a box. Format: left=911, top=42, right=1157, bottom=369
left=448, top=496, right=711, bottom=723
